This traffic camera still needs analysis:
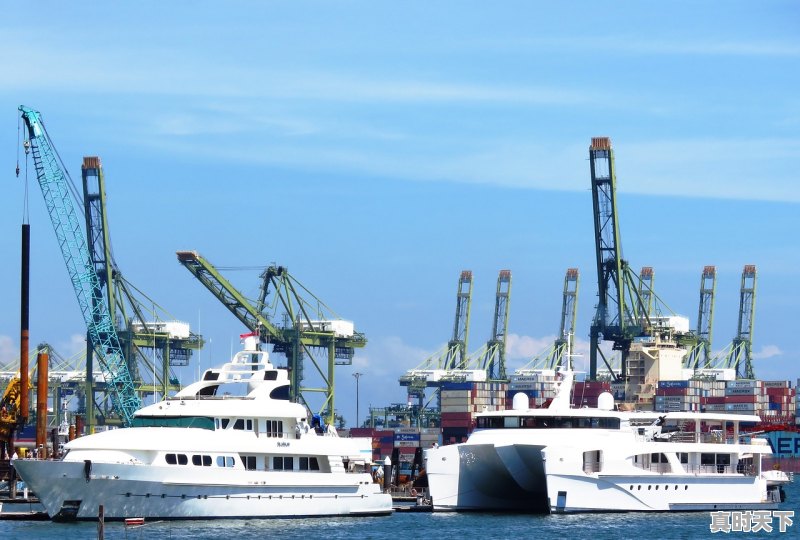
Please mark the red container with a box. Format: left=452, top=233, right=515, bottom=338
left=725, top=395, right=758, bottom=404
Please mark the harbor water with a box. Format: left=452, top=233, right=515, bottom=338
left=1, top=481, right=797, bottom=539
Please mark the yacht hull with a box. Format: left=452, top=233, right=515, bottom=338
left=545, top=473, right=777, bottom=513
left=13, top=459, right=392, bottom=520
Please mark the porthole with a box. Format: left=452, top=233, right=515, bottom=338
left=637, top=486, right=641, bottom=490
left=629, top=485, right=634, bottom=490
left=684, top=485, right=688, bottom=490
left=648, top=485, right=652, bottom=490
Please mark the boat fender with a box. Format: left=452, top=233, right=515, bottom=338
left=84, top=460, right=92, bottom=483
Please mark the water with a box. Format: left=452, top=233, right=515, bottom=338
left=2, top=482, right=798, bottom=539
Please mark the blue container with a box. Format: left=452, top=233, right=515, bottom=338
left=441, top=382, right=473, bottom=391
left=658, top=380, right=689, bottom=389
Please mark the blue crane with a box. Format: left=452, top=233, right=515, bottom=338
left=19, top=105, right=141, bottom=425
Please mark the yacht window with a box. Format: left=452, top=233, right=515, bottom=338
left=166, top=453, right=177, bottom=465
left=651, top=453, right=668, bottom=463
left=266, top=420, right=284, bottom=438
left=679, top=453, right=688, bottom=464
left=243, top=456, right=257, bottom=470
left=478, top=416, right=505, bottom=429
left=131, top=416, right=214, bottom=430
left=191, top=455, right=212, bottom=466
left=177, top=454, right=188, bottom=465
left=701, top=453, right=715, bottom=466
left=246, top=419, right=253, bottom=431
left=477, top=415, right=620, bottom=430
left=216, top=456, right=235, bottom=468
left=221, top=418, right=230, bottom=429
left=298, top=457, right=321, bottom=471
left=234, top=419, right=245, bottom=430
left=273, top=456, right=294, bottom=471
left=264, top=370, right=278, bottom=381
left=269, top=385, right=291, bottom=401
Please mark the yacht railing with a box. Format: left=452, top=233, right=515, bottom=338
left=632, top=463, right=758, bottom=477
left=636, top=431, right=729, bottom=444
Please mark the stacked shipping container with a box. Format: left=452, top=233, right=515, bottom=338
left=441, top=380, right=507, bottom=444
left=652, top=379, right=797, bottom=420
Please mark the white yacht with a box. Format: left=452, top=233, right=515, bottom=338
left=426, top=370, right=790, bottom=513
left=13, top=335, right=392, bottom=520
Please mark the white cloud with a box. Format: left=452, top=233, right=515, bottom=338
left=505, top=333, right=557, bottom=361
left=352, top=336, right=437, bottom=378
left=752, top=344, right=783, bottom=360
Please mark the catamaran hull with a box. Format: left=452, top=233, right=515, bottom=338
left=13, top=459, right=392, bottom=520
left=426, top=443, right=548, bottom=512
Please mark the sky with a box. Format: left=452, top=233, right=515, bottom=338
left=1, top=1, right=798, bottom=425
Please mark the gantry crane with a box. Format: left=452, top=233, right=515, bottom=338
left=588, top=137, right=695, bottom=381
left=553, top=268, right=579, bottom=369
left=483, top=270, right=511, bottom=380
left=722, top=265, right=757, bottom=379
left=444, top=271, right=473, bottom=371
left=466, top=270, right=511, bottom=381
left=82, top=157, right=202, bottom=425
left=19, top=106, right=141, bottom=425
left=176, top=251, right=365, bottom=423
left=588, top=137, right=650, bottom=381
left=515, top=268, right=579, bottom=372
left=685, top=266, right=717, bottom=370
left=399, top=270, right=478, bottom=409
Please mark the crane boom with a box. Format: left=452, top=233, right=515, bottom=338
left=176, top=250, right=366, bottom=422
left=19, top=105, right=141, bottom=425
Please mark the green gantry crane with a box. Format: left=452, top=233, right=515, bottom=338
left=685, top=266, right=717, bottom=370
left=725, top=265, right=757, bottom=379
left=82, top=157, right=203, bottom=428
left=444, top=270, right=473, bottom=371
left=480, top=270, right=511, bottom=380
left=514, top=268, right=579, bottom=372
left=588, top=137, right=651, bottom=381
left=176, top=251, right=365, bottom=423
left=587, top=137, right=695, bottom=381
left=399, top=269, right=477, bottom=420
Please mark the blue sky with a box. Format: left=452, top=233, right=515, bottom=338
left=1, top=2, right=798, bottom=423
